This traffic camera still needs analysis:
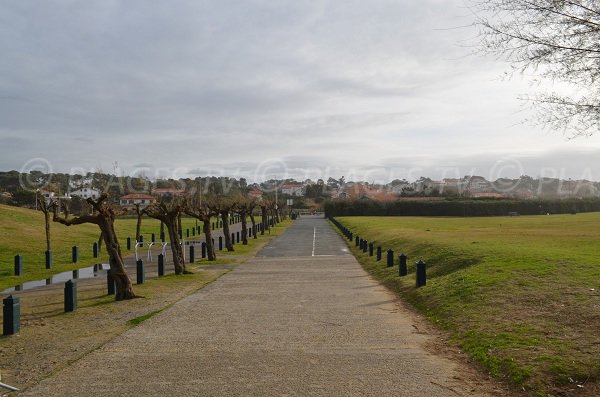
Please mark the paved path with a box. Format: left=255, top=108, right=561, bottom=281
left=22, top=216, right=493, bottom=396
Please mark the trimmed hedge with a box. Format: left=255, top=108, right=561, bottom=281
left=324, top=198, right=600, bottom=217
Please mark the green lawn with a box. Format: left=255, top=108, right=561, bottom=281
left=337, top=214, right=600, bottom=395
left=0, top=204, right=243, bottom=290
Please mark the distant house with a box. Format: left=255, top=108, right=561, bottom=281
left=152, top=188, right=186, bottom=199
left=281, top=184, right=305, bottom=196
left=119, top=194, right=156, bottom=211
left=248, top=188, right=263, bottom=200
left=70, top=187, right=101, bottom=200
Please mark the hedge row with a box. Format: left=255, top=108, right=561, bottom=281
left=323, top=198, right=600, bottom=217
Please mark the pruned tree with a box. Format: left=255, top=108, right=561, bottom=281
left=211, top=198, right=237, bottom=251
left=236, top=197, right=256, bottom=245
left=53, top=194, right=136, bottom=300
left=472, top=0, right=600, bottom=136
left=143, top=199, right=187, bottom=274
left=37, top=192, right=57, bottom=253
left=185, top=195, right=218, bottom=261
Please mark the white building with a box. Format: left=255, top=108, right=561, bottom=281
left=281, top=184, right=305, bottom=196
left=70, top=187, right=101, bottom=200
left=119, top=194, right=156, bottom=211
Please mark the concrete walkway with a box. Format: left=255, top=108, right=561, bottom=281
left=22, top=216, right=494, bottom=396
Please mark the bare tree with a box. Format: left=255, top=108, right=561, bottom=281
left=37, top=192, right=57, bottom=253
left=236, top=197, right=256, bottom=245
left=211, top=198, right=237, bottom=251
left=133, top=202, right=144, bottom=243
left=185, top=196, right=218, bottom=261
left=143, top=199, right=188, bottom=274
left=53, top=194, right=136, bottom=300
left=472, top=0, right=600, bottom=136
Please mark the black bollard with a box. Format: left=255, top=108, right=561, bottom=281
left=139, top=235, right=144, bottom=247
left=107, top=271, right=115, bottom=295
left=64, top=280, right=77, bottom=312
left=152, top=233, right=156, bottom=243
left=236, top=231, right=240, bottom=243
left=186, top=229, right=190, bottom=238
left=158, top=254, right=165, bottom=276
left=72, top=246, right=79, bottom=263
left=201, top=242, right=207, bottom=258
left=399, top=254, right=408, bottom=276
left=349, top=232, right=353, bottom=241
left=355, top=236, right=359, bottom=246
left=3, top=295, right=20, bottom=335
left=231, top=233, right=235, bottom=245
left=136, top=259, right=145, bottom=285
left=192, top=228, right=196, bottom=237
left=376, top=246, right=382, bottom=261
left=363, top=241, right=368, bottom=253
left=45, top=250, right=52, bottom=269
left=93, top=242, right=99, bottom=258
left=219, top=236, right=223, bottom=251
left=369, top=243, right=374, bottom=257
left=127, top=237, right=132, bottom=250
left=416, top=260, right=427, bottom=287
left=189, top=245, right=195, bottom=263
left=387, top=249, right=394, bottom=267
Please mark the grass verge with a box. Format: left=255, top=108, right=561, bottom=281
left=334, top=215, right=600, bottom=397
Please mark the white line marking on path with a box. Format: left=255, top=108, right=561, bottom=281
left=312, top=227, right=316, bottom=257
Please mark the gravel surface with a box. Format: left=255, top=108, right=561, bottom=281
left=22, top=217, right=499, bottom=396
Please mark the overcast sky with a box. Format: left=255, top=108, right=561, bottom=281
left=1, top=0, right=600, bottom=183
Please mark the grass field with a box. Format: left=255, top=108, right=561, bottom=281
left=337, top=214, right=600, bottom=396
left=0, top=204, right=259, bottom=290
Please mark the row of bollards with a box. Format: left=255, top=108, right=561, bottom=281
left=4, top=220, right=271, bottom=336
left=329, top=217, right=427, bottom=288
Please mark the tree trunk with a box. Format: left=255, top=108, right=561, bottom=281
left=240, top=211, right=248, bottom=245
left=221, top=211, right=234, bottom=251
left=261, top=206, right=267, bottom=235
left=177, top=213, right=182, bottom=237
left=136, top=212, right=143, bottom=242
left=167, top=220, right=186, bottom=274
left=249, top=213, right=257, bottom=239
left=99, top=219, right=136, bottom=300
left=203, top=219, right=216, bottom=261
left=97, top=231, right=103, bottom=253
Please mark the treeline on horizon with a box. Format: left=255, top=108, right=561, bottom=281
left=324, top=197, right=600, bottom=217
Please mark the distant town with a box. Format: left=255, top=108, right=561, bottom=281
left=1, top=170, right=598, bottom=212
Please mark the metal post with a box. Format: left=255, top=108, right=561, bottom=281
left=219, top=236, right=223, bottom=250
left=93, top=242, right=99, bottom=258
left=387, top=249, right=394, bottom=267
left=189, top=245, right=195, bottom=263
left=152, top=233, right=156, bottom=243
left=376, top=246, right=382, bottom=261
left=236, top=231, right=240, bottom=243
left=72, top=246, right=79, bottom=263
left=3, top=295, right=20, bottom=335
left=64, top=280, right=77, bottom=312
left=136, top=259, right=145, bottom=284
left=202, top=242, right=207, bottom=258
left=231, top=233, right=235, bottom=245
left=107, top=271, right=115, bottom=295
left=15, top=255, right=23, bottom=276
left=368, top=243, right=374, bottom=257
left=399, top=254, right=407, bottom=276
left=127, top=237, right=132, bottom=250
left=416, top=260, right=427, bottom=287
left=355, top=236, right=359, bottom=246
left=158, top=254, right=165, bottom=276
